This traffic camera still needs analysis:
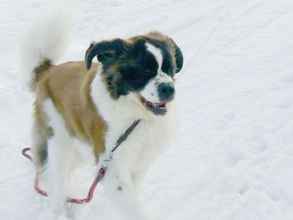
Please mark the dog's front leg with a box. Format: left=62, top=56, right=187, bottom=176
left=102, top=165, right=148, bottom=220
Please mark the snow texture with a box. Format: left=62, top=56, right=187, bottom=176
left=1, top=0, right=293, bottom=219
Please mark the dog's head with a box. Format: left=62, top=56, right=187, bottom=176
left=85, top=32, right=183, bottom=116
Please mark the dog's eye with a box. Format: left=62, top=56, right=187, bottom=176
left=97, top=51, right=116, bottom=63
left=144, top=69, right=153, bottom=76
left=126, top=73, right=140, bottom=81
left=121, top=67, right=138, bottom=80
left=121, top=68, right=149, bottom=90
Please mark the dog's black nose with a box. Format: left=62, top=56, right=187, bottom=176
left=158, top=83, right=175, bottom=102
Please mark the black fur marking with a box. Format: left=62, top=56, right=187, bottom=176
left=174, top=42, right=184, bottom=73
left=142, top=38, right=175, bottom=76
left=101, top=39, right=159, bottom=99
left=143, top=36, right=184, bottom=74
left=104, top=73, right=129, bottom=99
left=119, top=42, right=158, bottom=91
left=85, top=39, right=128, bottom=70
left=38, top=142, right=48, bottom=166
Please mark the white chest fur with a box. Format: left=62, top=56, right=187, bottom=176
left=91, top=72, right=176, bottom=187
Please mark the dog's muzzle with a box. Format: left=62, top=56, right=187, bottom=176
left=158, top=82, right=175, bottom=102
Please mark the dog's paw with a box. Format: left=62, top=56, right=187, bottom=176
left=56, top=213, right=71, bottom=220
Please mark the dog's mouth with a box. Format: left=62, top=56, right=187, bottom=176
left=139, top=96, right=167, bottom=116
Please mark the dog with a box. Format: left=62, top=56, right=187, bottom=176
left=23, top=15, right=183, bottom=220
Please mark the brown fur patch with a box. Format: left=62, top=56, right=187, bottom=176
left=34, top=61, right=107, bottom=159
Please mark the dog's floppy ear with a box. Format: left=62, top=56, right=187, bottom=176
left=142, top=32, right=183, bottom=74
left=169, top=39, right=183, bottom=74
left=85, top=39, right=126, bottom=70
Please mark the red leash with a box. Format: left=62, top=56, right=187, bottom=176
left=22, top=148, right=48, bottom=197
left=22, top=147, right=106, bottom=203
left=21, top=119, right=141, bottom=205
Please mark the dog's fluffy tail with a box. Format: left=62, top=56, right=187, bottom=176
left=21, top=6, right=72, bottom=90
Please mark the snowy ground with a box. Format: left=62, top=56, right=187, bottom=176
left=1, top=0, right=293, bottom=219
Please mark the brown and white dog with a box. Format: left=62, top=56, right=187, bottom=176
left=23, top=15, right=183, bottom=220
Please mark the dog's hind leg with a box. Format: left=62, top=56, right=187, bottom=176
left=44, top=100, right=76, bottom=218
left=31, top=102, right=52, bottom=175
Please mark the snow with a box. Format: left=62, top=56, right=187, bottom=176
left=1, top=0, right=293, bottom=219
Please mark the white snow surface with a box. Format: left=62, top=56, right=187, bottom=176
left=1, top=0, right=293, bottom=219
